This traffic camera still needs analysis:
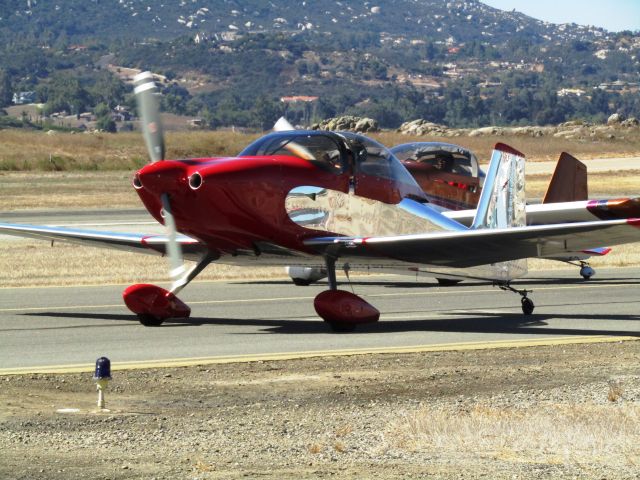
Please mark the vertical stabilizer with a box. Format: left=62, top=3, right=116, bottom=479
left=542, top=152, right=588, bottom=203
left=471, top=143, right=527, bottom=280
left=472, top=143, right=526, bottom=230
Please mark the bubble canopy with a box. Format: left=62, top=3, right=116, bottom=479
left=239, top=130, right=427, bottom=202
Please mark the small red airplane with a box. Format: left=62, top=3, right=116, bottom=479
left=392, top=141, right=639, bottom=281
left=1, top=72, right=640, bottom=331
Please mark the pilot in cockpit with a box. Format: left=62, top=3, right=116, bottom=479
left=434, top=152, right=455, bottom=172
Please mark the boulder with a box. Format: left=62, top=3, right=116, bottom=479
left=621, top=117, right=639, bottom=127
left=312, top=115, right=379, bottom=133
left=607, top=113, right=624, bottom=125
left=468, top=126, right=501, bottom=137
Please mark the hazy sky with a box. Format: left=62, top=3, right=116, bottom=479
left=481, top=0, right=640, bottom=32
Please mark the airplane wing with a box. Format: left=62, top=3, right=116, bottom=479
left=304, top=218, right=640, bottom=268
left=0, top=222, right=208, bottom=261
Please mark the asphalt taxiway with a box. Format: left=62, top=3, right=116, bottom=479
left=1, top=268, right=639, bottom=373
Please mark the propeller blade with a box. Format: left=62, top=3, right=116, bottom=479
left=134, top=71, right=165, bottom=162
left=273, top=116, right=296, bottom=131
left=161, top=193, right=187, bottom=292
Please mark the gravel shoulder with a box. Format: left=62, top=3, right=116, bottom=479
left=1, top=340, right=639, bottom=479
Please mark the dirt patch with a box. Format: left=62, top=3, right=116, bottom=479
left=1, top=341, right=639, bottom=479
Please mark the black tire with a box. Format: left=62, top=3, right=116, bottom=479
left=436, top=278, right=462, bottom=286
left=292, top=278, right=312, bottom=286
left=521, top=298, right=534, bottom=315
left=326, top=321, right=357, bottom=333
left=138, top=314, right=165, bottom=326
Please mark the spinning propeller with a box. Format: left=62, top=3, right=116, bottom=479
left=134, top=72, right=187, bottom=291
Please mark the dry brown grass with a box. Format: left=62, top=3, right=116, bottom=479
left=307, top=443, right=323, bottom=454
left=374, top=131, right=640, bottom=163
left=0, top=171, right=138, bottom=210
left=0, top=130, right=258, bottom=171
left=527, top=170, right=640, bottom=199
left=0, top=168, right=636, bottom=211
left=333, top=441, right=347, bottom=453
left=0, top=129, right=639, bottom=286
left=608, top=381, right=625, bottom=403
left=1, top=237, right=639, bottom=288
left=1, top=129, right=639, bottom=172
left=387, top=403, right=640, bottom=465
left=335, top=424, right=353, bottom=437
left=0, top=241, right=286, bottom=288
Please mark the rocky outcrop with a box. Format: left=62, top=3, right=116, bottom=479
left=397, top=119, right=449, bottom=136
left=312, top=116, right=379, bottom=133
left=394, top=118, right=638, bottom=139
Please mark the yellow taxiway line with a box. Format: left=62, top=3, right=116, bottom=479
left=1, top=335, right=637, bottom=376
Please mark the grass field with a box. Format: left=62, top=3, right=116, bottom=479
left=1, top=238, right=639, bottom=288
left=0, top=128, right=639, bottom=287
left=2, top=128, right=640, bottom=171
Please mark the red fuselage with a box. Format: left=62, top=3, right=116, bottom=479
left=134, top=156, right=349, bottom=256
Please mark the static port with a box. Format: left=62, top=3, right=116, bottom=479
left=189, top=172, right=203, bottom=190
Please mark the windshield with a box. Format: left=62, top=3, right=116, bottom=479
left=338, top=132, right=427, bottom=201
left=239, top=131, right=346, bottom=173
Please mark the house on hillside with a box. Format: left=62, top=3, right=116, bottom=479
left=12, top=91, right=36, bottom=105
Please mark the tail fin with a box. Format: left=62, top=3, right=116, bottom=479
left=471, top=143, right=527, bottom=281
left=542, top=152, right=588, bottom=203
left=472, top=143, right=526, bottom=230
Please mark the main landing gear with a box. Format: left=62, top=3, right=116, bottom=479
left=123, top=253, right=215, bottom=326
left=313, top=257, right=380, bottom=332
left=497, top=282, right=535, bottom=315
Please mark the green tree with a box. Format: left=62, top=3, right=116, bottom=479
left=252, top=95, right=284, bottom=131
left=42, top=73, right=90, bottom=115
left=0, top=69, right=12, bottom=107
left=96, top=114, right=116, bottom=133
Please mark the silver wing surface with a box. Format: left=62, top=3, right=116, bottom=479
left=304, top=218, right=640, bottom=268
left=0, top=222, right=208, bottom=261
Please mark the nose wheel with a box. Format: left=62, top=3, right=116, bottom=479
left=498, top=283, right=535, bottom=315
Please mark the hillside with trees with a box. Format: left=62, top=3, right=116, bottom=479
left=0, top=0, right=638, bottom=130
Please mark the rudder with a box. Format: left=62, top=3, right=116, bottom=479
left=542, top=152, right=588, bottom=203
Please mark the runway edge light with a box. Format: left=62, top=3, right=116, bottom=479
left=93, top=357, right=111, bottom=410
